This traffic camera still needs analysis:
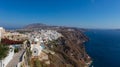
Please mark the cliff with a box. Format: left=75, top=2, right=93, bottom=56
left=45, top=29, right=91, bottom=67
left=21, top=23, right=92, bottom=67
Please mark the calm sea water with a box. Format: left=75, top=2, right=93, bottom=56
left=84, top=30, right=120, bottom=67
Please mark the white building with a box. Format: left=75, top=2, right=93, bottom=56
left=31, top=44, right=43, bottom=56
left=0, top=27, right=5, bottom=42
left=31, top=38, right=44, bottom=56
left=3, top=32, right=28, bottom=41
left=0, top=46, right=14, bottom=67
left=29, top=30, right=62, bottom=57
left=0, top=31, right=1, bottom=42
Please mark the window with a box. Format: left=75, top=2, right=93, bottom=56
left=34, top=51, right=36, bottom=53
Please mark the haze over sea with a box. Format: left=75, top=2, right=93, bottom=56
left=85, top=30, right=120, bottom=67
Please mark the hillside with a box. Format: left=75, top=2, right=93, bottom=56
left=46, top=29, right=91, bottom=67
left=21, top=23, right=92, bottom=67
left=23, top=23, right=86, bottom=32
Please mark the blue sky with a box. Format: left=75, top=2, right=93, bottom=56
left=0, top=0, right=120, bottom=29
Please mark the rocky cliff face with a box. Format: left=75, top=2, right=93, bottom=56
left=22, top=23, right=92, bottom=67
left=46, top=29, right=91, bottom=67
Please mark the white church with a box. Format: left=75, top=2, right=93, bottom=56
left=30, top=37, right=45, bottom=56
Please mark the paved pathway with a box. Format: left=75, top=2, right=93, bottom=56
left=6, top=49, right=25, bottom=67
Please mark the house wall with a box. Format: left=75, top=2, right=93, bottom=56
left=0, top=60, right=2, bottom=67
left=0, top=29, right=2, bottom=42
left=0, top=27, right=5, bottom=42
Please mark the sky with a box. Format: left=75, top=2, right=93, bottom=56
left=0, top=0, right=120, bottom=29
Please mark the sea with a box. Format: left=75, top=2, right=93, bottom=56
left=84, top=29, right=120, bottom=67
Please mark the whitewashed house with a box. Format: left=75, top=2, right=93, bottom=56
left=29, top=30, right=62, bottom=57
left=0, top=27, right=5, bottom=42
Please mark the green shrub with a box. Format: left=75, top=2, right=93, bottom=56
left=0, top=44, right=9, bottom=60
left=14, top=48, right=19, bottom=53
